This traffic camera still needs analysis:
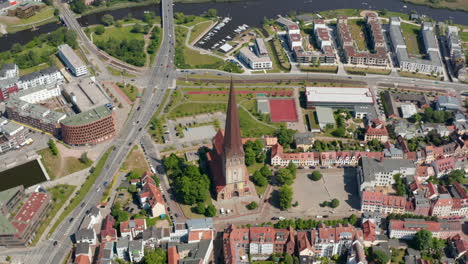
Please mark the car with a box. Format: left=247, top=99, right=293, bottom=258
left=137, top=106, right=141, bottom=111
left=167, top=207, right=171, bottom=212
left=138, top=127, right=143, bottom=131
left=69, top=217, right=74, bottom=223
left=174, top=213, right=179, bottom=218
left=53, top=241, right=58, bottom=246
left=80, top=203, right=85, bottom=208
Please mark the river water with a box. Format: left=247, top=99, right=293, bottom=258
left=0, top=159, right=48, bottom=191
left=1, top=0, right=467, bottom=51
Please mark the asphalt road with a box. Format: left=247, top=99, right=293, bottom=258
left=16, top=0, right=176, bottom=263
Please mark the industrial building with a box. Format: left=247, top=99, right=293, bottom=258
left=305, top=87, right=374, bottom=109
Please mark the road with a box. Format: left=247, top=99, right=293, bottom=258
left=10, top=0, right=176, bottom=263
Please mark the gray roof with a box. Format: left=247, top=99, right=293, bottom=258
left=177, top=240, right=211, bottom=263
left=58, top=44, right=86, bottom=69
left=75, top=228, right=94, bottom=240
left=0, top=63, right=16, bottom=77
left=75, top=242, right=90, bottom=255
left=10, top=83, right=57, bottom=100
left=360, top=157, right=415, bottom=183
left=6, top=98, right=66, bottom=125
left=186, top=218, right=213, bottom=230
left=128, top=240, right=143, bottom=251
left=142, top=226, right=170, bottom=241
left=315, top=107, right=335, bottom=124
left=354, top=105, right=378, bottom=120
left=437, top=96, right=461, bottom=109
left=256, top=99, right=270, bottom=114
left=294, top=132, right=314, bottom=145
left=89, top=206, right=100, bottom=217
left=116, top=238, right=129, bottom=248
left=19, top=66, right=60, bottom=82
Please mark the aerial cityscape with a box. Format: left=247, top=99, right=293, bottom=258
left=0, top=0, right=467, bottom=262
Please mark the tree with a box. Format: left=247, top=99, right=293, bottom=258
left=48, top=139, right=59, bottom=156
left=70, top=0, right=86, bottom=13
left=252, top=170, right=268, bottom=187
left=128, top=170, right=141, bottom=180
left=79, top=152, right=91, bottom=165
left=94, top=25, right=105, bottom=35
left=246, top=201, right=258, bottom=210
left=349, top=214, right=358, bottom=226
left=260, top=165, right=272, bottom=179
left=244, top=148, right=256, bottom=166
left=393, top=173, right=407, bottom=196
left=277, top=168, right=294, bottom=186
left=194, top=202, right=205, bottom=214
left=373, top=250, right=389, bottom=264
left=286, top=161, right=297, bottom=177
left=413, top=229, right=433, bottom=251
left=54, top=8, right=59, bottom=16
left=163, top=154, right=181, bottom=171
left=5, top=256, right=11, bottom=262
left=379, top=8, right=388, bottom=16
left=279, top=185, right=293, bottom=210
left=309, top=171, right=322, bottom=181
left=111, top=203, right=129, bottom=225
left=11, top=43, right=23, bottom=53
left=275, top=125, right=295, bottom=147
left=132, top=23, right=144, bottom=33
left=142, top=248, right=166, bottom=264
left=101, top=14, right=114, bottom=26
left=330, top=198, right=340, bottom=208
left=205, top=204, right=216, bottom=217
left=206, top=8, right=218, bottom=18
left=143, top=12, right=156, bottom=23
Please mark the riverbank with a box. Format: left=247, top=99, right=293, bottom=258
left=402, top=0, right=468, bottom=13
left=77, top=0, right=160, bottom=16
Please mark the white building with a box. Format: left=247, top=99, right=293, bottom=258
left=58, top=44, right=88, bottom=77
left=0, top=63, right=18, bottom=80
left=75, top=228, right=97, bottom=245
left=17, top=66, right=64, bottom=90
left=400, top=103, right=418, bottom=118
left=128, top=240, right=144, bottom=262
left=238, top=38, right=273, bottom=70
left=13, top=84, right=61, bottom=104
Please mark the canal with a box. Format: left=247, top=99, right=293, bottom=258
left=1, top=0, right=467, bottom=52
left=0, top=159, right=48, bottom=192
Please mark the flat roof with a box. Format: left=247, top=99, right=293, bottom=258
left=240, top=47, right=272, bottom=63
left=315, top=106, right=335, bottom=124
left=63, top=78, right=111, bottom=113
left=58, top=44, right=86, bottom=69
left=6, top=98, right=66, bottom=124
left=61, top=105, right=113, bottom=127
left=306, top=87, right=374, bottom=104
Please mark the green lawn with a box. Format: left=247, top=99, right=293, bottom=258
left=19, top=63, right=50, bottom=76
left=189, top=21, right=213, bottom=43
left=180, top=16, right=211, bottom=27
left=38, top=148, right=92, bottom=180
left=106, top=66, right=137, bottom=77
left=318, top=9, right=361, bottom=19
left=239, top=107, right=276, bottom=137
left=345, top=67, right=391, bottom=75
left=116, top=83, right=139, bottom=102
left=184, top=48, right=224, bottom=67
left=48, top=148, right=112, bottom=238
left=31, top=184, right=76, bottom=245
left=400, top=22, right=424, bottom=56
left=460, top=31, right=468, bottom=42
left=268, top=38, right=291, bottom=71
left=0, top=7, right=55, bottom=27
left=92, top=26, right=145, bottom=43
left=348, top=19, right=367, bottom=51
left=399, top=71, right=442, bottom=80
left=169, top=102, right=226, bottom=119
left=300, top=65, right=338, bottom=73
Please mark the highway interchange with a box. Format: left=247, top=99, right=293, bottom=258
left=0, top=0, right=467, bottom=262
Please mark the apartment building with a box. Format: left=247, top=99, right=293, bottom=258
left=17, top=66, right=64, bottom=90
left=11, top=83, right=61, bottom=104
left=336, top=15, right=388, bottom=67
left=311, top=223, right=363, bottom=258
left=361, top=191, right=407, bottom=214
left=137, top=172, right=166, bottom=218
left=58, top=44, right=88, bottom=77
left=0, top=117, right=29, bottom=153
left=446, top=26, right=466, bottom=77
left=119, top=219, right=147, bottom=240
left=238, top=39, right=273, bottom=70
left=357, top=157, right=416, bottom=194
left=389, top=219, right=461, bottom=239
left=389, top=17, right=444, bottom=75
left=364, top=119, right=389, bottom=143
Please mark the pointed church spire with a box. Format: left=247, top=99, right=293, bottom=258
left=223, top=78, right=244, bottom=158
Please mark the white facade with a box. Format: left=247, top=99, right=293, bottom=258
left=238, top=47, right=272, bottom=70
left=250, top=242, right=274, bottom=256
left=17, top=68, right=64, bottom=90
left=16, top=85, right=61, bottom=104
left=58, top=44, right=88, bottom=77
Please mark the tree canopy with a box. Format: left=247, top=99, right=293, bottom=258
left=278, top=185, right=293, bottom=210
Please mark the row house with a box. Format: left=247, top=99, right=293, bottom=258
left=311, top=223, right=363, bottom=258
left=360, top=191, right=407, bottom=215
left=389, top=219, right=461, bottom=240
left=431, top=157, right=456, bottom=177
left=271, top=143, right=383, bottom=167
left=364, top=119, right=389, bottom=143
left=448, top=234, right=468, bottom=262
left=137, top=172, right=166, bottom=218
left=100, top=215, right=117, bottom=242
left=223, top=225, right=295, bottom=263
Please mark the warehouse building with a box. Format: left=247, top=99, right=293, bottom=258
left=306, top=87, right=374, bottom=109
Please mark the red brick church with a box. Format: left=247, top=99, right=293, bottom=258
left=207, top=80, right=255, bottom=200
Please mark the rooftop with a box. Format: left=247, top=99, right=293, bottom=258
left=58, top=44, right=86, bottom=69
left=63, top=77, right=111, bottom=113
left=315, top=106, right=335, bottom=124
left=18, top=66, right=60, bottom=83
left=60, top=105, right=112, bottom=127
left=6, top=98, right=66, bottom=124
left=240, top=46, right=271, bottom=63
left=306, top=87, right=374, bottom=104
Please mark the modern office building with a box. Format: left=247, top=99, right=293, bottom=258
left=389, top=17, right=444, bottom=75
left=11, top=83, right=61, bottom=104
left=58, top=44, right=88, bottom=77
left=238, top=41, right=273, bottom=70
left=60, top=105, right=116, bottom=145
left=305, top=87, right=374, bottom=109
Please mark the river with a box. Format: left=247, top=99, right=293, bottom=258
left=1, top=0, right=467, bottom=52
left=0, top=159, right=48, bottom=191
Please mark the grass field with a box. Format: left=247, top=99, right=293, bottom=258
left=120, top=145, right=150, bottom=176
left=31, top=184, right=76, bottom=245
left=0, top=7, right=55, bottom=27
left=48, top=148, right=112, bottom=238
left=189, top=21, right=213, bottom=43
left=402, top=0, right=468, bottom=12
left=19, top=63, right=51, bottom=76
left=238, top=107, right=276, bottom=137
left=460, top=31, right=468, bottom=42
left=106, top=66, right=137, bottom=77
left=400, top=22, right=424, bottom=56
left=179, top=16, right=211, bottom=27
left=184, top=48, right=223, bottom=67
left=92, top=26, right=145, bottom=43
left=348, top=19, right=368, bottom=51
left=398, top=71, right=442, bottom=80
left=116, top=83, right=139, bottom=102
left=345, top=67, right=392, bottom=75
left=299, top=65, right=338, bottom=73
left=38, top=148, right=92, bottom=179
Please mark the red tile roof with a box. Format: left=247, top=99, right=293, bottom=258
left=74, top=255, right=90, bottom=264
left=362, top=220, right=376, bottom=241
left=168, top=246, right=180, bottom=264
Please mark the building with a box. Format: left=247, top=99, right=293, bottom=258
left=74, top=242, right=91, bottom=264
left=361, top=191, right=407, bottom=214
left=364, top=119, right=389, bottom=143
left=0, top=192, right=51, bottom=247
left=120, top=219, right=146, bottom=239
left=388, top=219, right=461, bottom=239
left=138, top=172, right=166, bottom=218
left=347, top=240, right=368, bottom=264
left=446, top=26, right=466, bottom=79
left=75, top=228, right=97, bottom=245
left=294, top=132, right=315, bottom=150
left=60, top=105, right=116, bottom=145
left=0, top=117, right=29, bottom=153
left=336, top=15, right=388, bottom=67
left=7, top=3, right=42, bottom=18
left=306, top=87, right=374, bottom=109
left=292, top=19, right=336, bottom=64
left=448, top=234, right=468, bottom=262
left=436, top=96, right=461, bottom=111
left=0, top=186, right=25, bottom=216
left=400, top=103, right=418, bottom=118
left=0, top=63, right=18, bottom=80
left=58, top=44, right=88, bottom=77
left=11, top=83, right=61, bottom=104
left=95, top=241, right=114, bottom=264
left=128, top=240, right=144, bottom=262
left=357, top=157, right=416, bottom=194
left=223, top=225, right=295, bottom=263
left=207, top=80, right=255, bottom=200
left=238, top=38, right=272, bottom=70
left=100, top=215, right=117, bottom=242
left=17, top=66, right=64, bottom=90
left=315, top=106, right=335, bottom=129
left=116, top=238, right=129, bottom=260
left=5, top=98, right=66, bottom=136
left=312, top=223, right=363, bottom=257
left=389, top=18, right=444, bottom=75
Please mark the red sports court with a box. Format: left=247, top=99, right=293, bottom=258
left=269, top=99, right=298, bottom=122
